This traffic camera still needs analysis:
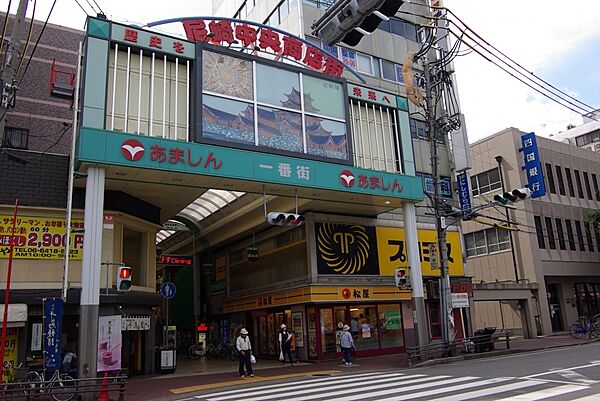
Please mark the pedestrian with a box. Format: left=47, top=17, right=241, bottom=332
left=278, top=324, right=294, bottom=366
left=236, top=328, right=254, bottom=378
left=340, top=324, right=354, bottom=365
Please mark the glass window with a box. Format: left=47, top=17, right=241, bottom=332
left=574, top=220, right=585, bottom=251
left=592, top=173, right=599, bottom=201
left=555, top=166, right=566, bottom=196
left=585, top=223, right=595, bottom=252
left=545, top=163, right=556, bottom=194
left=498, top=229, right=510, bottom=250
left=565, top=219, right=576, bottom=251
left=356, top=53, right=373, bottom=75
left=340, top=48, right=357, bottom=69
left=390, top=19, right=405, bottom=36
left=3, top=126, right=29, bottom=149
left=302, top=75, right=345, bottom=119
left=486, top=229, right=499, bottom=253
left=470, top=175, right=479, bottom=196
left=378, top=304, right=403, bottom=348
left=306, top=117, right=348, bottom=160
left=565, top=167, right=575, bottom=197
left=555, top=218, right=566, bottom=250
left=404, top=22, right=418, bottom=42
left=409, top=118, right=428, bottom=140
left=381, top=59, right=396, bottom=81
left=378, top=19, right=391, bottom=32
left=256, top=63, right=300, bottom=109
left=203, top=51, right=253, bottom=100
left=583, top=172, right=593, bottom=200
left=574, top=170, right=585, bottom=198
left=545, top=217, right=556, bottom=249
left=349, top=306, right=379, bottom=351
left=322, top=43, right=339, bottom=58
left=372, top=57, right=381, bottom=78
left=202, top=95, right=255, bottom=145
left=534, top=216, right=545, bottom=249
left=472, top=168, right=501, bottom=195
left=257, top=106, right=303, bottom=153
left=394, top=64, right=404, bottom=84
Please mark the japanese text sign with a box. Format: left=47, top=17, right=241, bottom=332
left=43, top=298, right=64, bottom=370
left=98, top=315, right=122, bottom=372
left=457, top=172, right=472, bottom=218
left=347, top=83, right=395, bottom=108
left=520, top=132, right=546, bottom=198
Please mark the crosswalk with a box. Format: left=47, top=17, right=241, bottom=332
left=181, top=371, right=599, bottom=401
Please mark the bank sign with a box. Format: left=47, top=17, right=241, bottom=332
left=78, top=128, right=423, bottom=201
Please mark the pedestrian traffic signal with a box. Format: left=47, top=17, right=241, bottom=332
left=117, top=266, right=132, bottom=292
left=266, top=212, right=305, bottom=226
left=394, top=267, right=410, bottom=289
left=317, top=0, right=403, bottom=46
left=493, top=187, right=532, bottom=205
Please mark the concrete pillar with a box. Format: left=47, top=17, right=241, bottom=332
left=402, top=202, right=428, bottom=346
left=78, top=167, right=105, bottom=386
left=520, top=296, right=538, bottom=339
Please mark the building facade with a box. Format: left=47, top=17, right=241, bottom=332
left=463, top=128, right=600, bottom=337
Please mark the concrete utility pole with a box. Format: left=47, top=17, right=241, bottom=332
left=0, top=0, right=28, bottom=145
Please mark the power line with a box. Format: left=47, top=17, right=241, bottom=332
left=90, top=0, right=105, bottom=16
left=72, top=0, right=91, bottom=16
left=15, top=0, right=36, bottom=76
left=0, top=0, right=13, bottom=56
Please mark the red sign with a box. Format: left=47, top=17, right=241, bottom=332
left=197, top=323, right=208, bottom=332
left=182, top=19, right=344, bottom=79
left=120, top=140, right=223, bottom=170
left=123, top=28, right=186, bottom=54
left=158, top=254, right=193, bottom=266
left=339, top=169, right=404, bottom=194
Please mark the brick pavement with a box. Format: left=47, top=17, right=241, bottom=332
left=123, top=334, right=598, bottom=401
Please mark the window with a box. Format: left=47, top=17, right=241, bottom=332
left=585, top=223, right=595, bottom=252
left=574, top=170, right=585, bottom=198
left=409, top=118, right=428, bottom=141
left=545, top=163, right=556, bottom=194
left=555, top=218, right=566, bottom=250
left=574, top=220, right=585, bottom=251
left=565, top=168, right=575, bottom=197
left=394, top=64, right=405, bottom=84
left=555, top=166, right=566, bottom=196
left=381, top=59, right=396, bottom=82
left=596, top=225, right=600, bottom=252
left=356, top=53, right=373, bottom=75
left=340, top=48, right=357, bottom=69
left=384, top=18, right=418, bottom=42
left=322, top=43, right=339, bottom=58
left=534, top=216, right=545, bottom=249
left=464, top=227, right=510, bottom=257
left=583, top=172, right=593, bottom=200
left=3, top=127, right=29, bottom=149
left=592, top=173, right=599, bottom=201
left=545, top=217, right=556, bottom=249
left=471, top=168, right=501, bottom=196
left=565, top=219, right=576, bottom=251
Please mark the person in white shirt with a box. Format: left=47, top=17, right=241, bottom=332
left=236, top=328, right=254, bottom=378
left=339, top=324, right=354, bottom=365
left=278, top=324, right=294, bottom=366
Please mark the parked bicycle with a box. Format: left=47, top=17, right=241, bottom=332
left=188, top=343, right=204, bottom=360
left=569, top=315, right=600, bottom=339
left=23, top=368, right=77, bottom=401
left=204, top=342, right=237, bottom=360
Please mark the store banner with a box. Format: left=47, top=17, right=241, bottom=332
left=0, top=216, right=84, bottom=260
left=315, top=223, right=464, bottom=277
left=43, top=298, right=63, bottom=370
left=97, top=315, right=122, bottom=372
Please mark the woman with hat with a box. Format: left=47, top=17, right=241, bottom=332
left=278, top=323, right=294, bottom=366
left=339, top=324, right=354, bottom=365
left=236, top=328, right=254, bottom=378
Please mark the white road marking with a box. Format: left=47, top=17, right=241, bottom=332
left=494, top=384, right=587, bottom=400
left=426, top=380, right=542, bottom=401
left=525, top=361, right=600, bottom=378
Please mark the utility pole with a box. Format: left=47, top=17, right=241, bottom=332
left=0, top=0, right=28, bottom=145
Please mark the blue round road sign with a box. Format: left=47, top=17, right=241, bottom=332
left=160, top=282, right=176, bottom=299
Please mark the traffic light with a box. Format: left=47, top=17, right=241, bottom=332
left=394, top=267, right=410, bottom=289
left=117, top=266, right=132, bottom=292
left=493, top=187, right=532, bottom=205
left=318, top=0, right=403, bottom=46
left=266, top=212, right=305, bottom=226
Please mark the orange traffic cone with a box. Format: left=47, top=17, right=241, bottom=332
left=97, top=372, right=109, bottom=401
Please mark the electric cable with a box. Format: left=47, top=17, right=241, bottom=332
left=15, top=0, right=36, bottom=76
left=90, top=0, right=105, bottom=15
left=0, top=0, right=13, bottom=57
left=73, top=0, right=91, bottom=16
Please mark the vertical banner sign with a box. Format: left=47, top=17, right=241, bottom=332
left=520, top=132, right=546, bottom=198
left=456, top=172, right=472, bottom=219
left=31, top=323, right=43, bottom=351
left=43, top=298, right=64, bottom=370
left=97, top=315, right=122, bottom=372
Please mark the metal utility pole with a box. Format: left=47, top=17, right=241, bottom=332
left=495, top=156, right=520, bottom=282
left=0, top=0, right=28, bottom=145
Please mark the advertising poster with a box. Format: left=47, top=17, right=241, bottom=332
left=43, top=298, right=64, bottom=370
left=31, top=323, right=42, bottom=351
left=97, top=315, right=122, bottom=372
left=2, top=328, right=19, bottom=382
left=0, top=216, right=84, bottom=260
left=291, top=312, right=304, bottom=348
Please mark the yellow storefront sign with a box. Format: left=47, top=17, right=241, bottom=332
left=1, top=328, right=19, bottom=382
left=376, top=227, right=464, bottom=277
left=0, top=216, right=84, bottom=260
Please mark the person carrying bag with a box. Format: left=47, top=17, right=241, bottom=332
left=278, top=324, right=294, bottom=366
left=236, top=328, right=254, bottom=378
left=340, top=324, right=354, bottom=365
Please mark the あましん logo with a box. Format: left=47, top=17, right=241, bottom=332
left=340, top=170, right=355, bottom=188
left=121, top=139, right=145, bottom=161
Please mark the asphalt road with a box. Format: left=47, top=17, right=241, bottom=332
left=182, top=343, right=600, bottom=401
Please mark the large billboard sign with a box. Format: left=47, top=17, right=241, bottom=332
left=197, top=44, right=352, bottom=164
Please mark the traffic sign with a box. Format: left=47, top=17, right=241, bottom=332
left=160, top=282, right=176, bottom=299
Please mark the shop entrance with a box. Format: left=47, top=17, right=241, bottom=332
left=254, top=309, right=292, bottom=358
left=314, top=304, right=405, bottom=360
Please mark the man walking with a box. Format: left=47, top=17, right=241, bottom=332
left=236, top=328, right=254, bottom=378
left=340, top=324, right=354, bottom=365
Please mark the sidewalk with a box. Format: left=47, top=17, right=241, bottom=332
left=124, top=334, right=599, bottom=401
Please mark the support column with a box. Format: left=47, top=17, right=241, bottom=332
left=403, top=202, right=429, bottom=347
left=78, top=167, right=105, bottom=385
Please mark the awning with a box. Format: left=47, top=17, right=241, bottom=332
left=0, top=304, right=28, bottom=327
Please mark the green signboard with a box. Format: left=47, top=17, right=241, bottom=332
left=77, top=128, right=424, bottom=201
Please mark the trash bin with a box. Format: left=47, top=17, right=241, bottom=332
left=473, top=327, right=496, bottom=353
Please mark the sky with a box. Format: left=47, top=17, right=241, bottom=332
left=3, top=0, right=599, bottom=142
